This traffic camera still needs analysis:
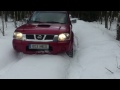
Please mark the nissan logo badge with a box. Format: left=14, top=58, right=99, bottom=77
left=37, top=35, right=42, bottom=39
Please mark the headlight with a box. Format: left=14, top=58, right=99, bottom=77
left=13, top=32, right=23, bottom=40
left=58, top=33, right=70, bottom=41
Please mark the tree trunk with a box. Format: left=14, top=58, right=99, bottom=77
left=105, top=11, right=109, bottom=29
left=100, top=11, right=102, bottom=24
left=4, top=11, right=8, bottom=22
left=116, top=11, right=120, bottom=40
left=109, top=11, right=113, bottom=30
left=1, top=11, right=5, bottom=36
left=14, top=11, right=17, bottom=28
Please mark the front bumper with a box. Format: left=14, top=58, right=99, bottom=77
left=12, top=39, right=72, bottom=54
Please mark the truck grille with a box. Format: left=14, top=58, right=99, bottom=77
left=45, top=35, right=54, bottom=40
left=25, top=34, right=56, bottom=41
left=26, top=35, right=34, bottom=39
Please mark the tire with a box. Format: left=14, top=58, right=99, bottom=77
left=66, top=47, right=73, bottom=58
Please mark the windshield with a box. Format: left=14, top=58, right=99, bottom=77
left=29, top=11, right=68, bottom=24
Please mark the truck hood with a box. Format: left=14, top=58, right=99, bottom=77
left=17, top=23, right=70, bottom=34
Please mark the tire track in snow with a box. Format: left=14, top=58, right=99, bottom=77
left=0, top=50, right=21, bottom=76
left=66, top=21, right=100, bottom=79
left=65, top=22, right=84, bottom=79
left=0, top=54, right=70, bottom=79
left=0, top=21, right=79, bottom=79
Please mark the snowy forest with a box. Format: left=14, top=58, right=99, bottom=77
left=0, top=11, right=120, bottom=40
left=1, top=11, right=120, bottom=79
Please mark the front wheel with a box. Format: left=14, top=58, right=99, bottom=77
left=66, top=47, right=73, bottom=58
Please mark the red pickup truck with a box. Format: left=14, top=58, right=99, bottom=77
left=12, top=11, right=74, bottom=57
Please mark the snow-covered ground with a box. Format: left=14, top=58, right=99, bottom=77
left=0, top=19, right=120, bottom=79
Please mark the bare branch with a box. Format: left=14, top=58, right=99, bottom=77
left=105, top=67, right=114, bottom=74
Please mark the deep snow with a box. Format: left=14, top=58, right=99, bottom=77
left=0, top=19, right=120, bottom=79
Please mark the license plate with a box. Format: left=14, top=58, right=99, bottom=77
left=29, top=44, right=49, bottom=49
